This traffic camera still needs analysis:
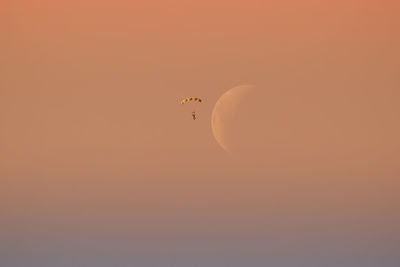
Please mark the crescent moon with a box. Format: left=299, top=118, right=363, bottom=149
left=211, top=85, right=254, bottom=152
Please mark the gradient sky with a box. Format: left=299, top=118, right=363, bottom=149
left=1, top=1, right=400, bottom=266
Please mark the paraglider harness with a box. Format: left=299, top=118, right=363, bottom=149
left=192, top=111, right=196, bottom=120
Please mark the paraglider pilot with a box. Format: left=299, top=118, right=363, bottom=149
left=181, top=97, right=201, bottom=120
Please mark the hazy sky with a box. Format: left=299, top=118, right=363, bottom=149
left=1, top=1, right=400, bottom=266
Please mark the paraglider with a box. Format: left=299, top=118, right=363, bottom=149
left=181, top=97, right=202, bottom=120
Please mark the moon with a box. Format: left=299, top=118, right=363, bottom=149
left=211, top=85, right=254, bottom=152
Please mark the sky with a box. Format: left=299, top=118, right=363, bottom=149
left=1, top=1, right=400, bottom=266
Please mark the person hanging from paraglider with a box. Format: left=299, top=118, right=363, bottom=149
left=181, top=97, right=202, bottom=120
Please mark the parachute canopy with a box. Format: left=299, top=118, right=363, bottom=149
left=181, top=97, right=202, bottom=104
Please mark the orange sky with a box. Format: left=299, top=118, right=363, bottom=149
left=1, top=1, right=400, bottom=266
